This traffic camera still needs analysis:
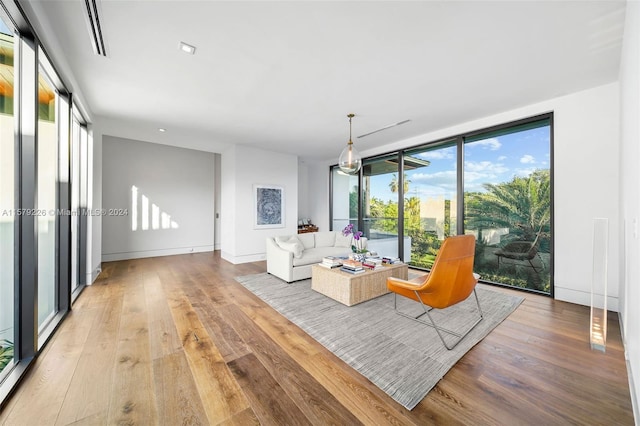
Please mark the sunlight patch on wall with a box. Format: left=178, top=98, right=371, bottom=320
left=131, top=185, right=179, bottom=231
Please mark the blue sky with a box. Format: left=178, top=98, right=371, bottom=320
left=0, top=19, right=10, bottom=36
left=370, top=126, right=550, bottom=202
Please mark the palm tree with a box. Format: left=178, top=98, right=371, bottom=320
left=466, top=169, right=550, bottom=242
left=389, top=173, right=411, bottom=194
left=404, top=196, right=421, bottom=233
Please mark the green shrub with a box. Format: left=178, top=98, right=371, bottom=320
left=0, top=339, right=14, bottom=372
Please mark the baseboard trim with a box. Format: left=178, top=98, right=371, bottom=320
left=102, top=246, right=214, bottom=262
left=554, top=286, right=619, bottom=312
left=221, top=251, right=266, bottom=264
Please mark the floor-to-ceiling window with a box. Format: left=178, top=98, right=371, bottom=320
left=37, top=63, right=58, bottom=333
left=464, top=118, right=552, bottom=293
left=70, top=116, right=80, bottom=292
left=0, top=16, right=15, bottom=379
left=330, top=114, right=553, bottom=294
left=331, top=166, right=359, bottom=233
left=362, top=154, right=402, bottom=259
left=403, top=141, right=458, bottom=268
left=70, top=110, right=88, bottom=298
left=0, top=2, right=80, bottom=405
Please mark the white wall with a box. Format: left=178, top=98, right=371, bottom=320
left=220, top=145, right=298, bottom=263
left=308, top=82, right=622, bottom=311
left=214, top=153, right=222, bottom=250
left=308, top=162, right=330, bottom=232
left=619, top=0, right=640, bottom=419
left=298, top=159, right=310, bottom=224
left=101, top=136, right=215, bottom=261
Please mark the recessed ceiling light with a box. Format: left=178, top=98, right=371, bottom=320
left=158, top=128, right=166, bottom=132
left=179, top=42, right=196, bottom=55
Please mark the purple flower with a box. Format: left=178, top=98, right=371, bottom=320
left=342, top=223, right=354, bottom=237
left=353, top=231, right=363, bottom=241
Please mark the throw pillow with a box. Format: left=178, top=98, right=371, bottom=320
left=276, top=235, right=304, bottom=258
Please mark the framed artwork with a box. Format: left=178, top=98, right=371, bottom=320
left=254, top=184, right=284, bottom=229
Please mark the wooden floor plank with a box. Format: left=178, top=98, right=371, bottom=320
left=227, top=353, right=312, bottom=426
left=106, top=277, right=159, bottom=425
left=143, top=273, right=183, bottom=360
left=0, top=307, right=99, bottom=426
left=54, top=280, right=126, bottom=425
left=152, top=352, right=209, bottom=426
left=0, top=251, right=633, bottom=426
left=161, top=280, right=250, bottom=424
left=220, top=303, right=365, bottom=425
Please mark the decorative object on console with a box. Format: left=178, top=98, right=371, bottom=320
left=338, top=113, right=362, bottom=174
left=254, top=184, right=284, bottom=229
left=298, top=218, right=318, bottom=234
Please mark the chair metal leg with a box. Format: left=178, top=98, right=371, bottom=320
left=393, top=289, right=484, bottom=350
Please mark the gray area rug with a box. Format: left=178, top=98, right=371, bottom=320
left=235, top=273, right=524, bottom=410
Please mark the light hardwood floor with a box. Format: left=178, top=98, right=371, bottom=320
left=0, top=251, right=634, bottom=425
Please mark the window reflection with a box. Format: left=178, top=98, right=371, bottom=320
left=0, top=18, right=14, bottom=376
left=37, top=68, right=58, bottom=331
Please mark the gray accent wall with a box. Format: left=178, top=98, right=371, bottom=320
left=102, top=135, right=215, bottom=261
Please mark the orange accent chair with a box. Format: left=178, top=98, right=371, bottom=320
left=386, top=234, right=483, bottom=350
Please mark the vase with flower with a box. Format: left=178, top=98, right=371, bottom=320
left=342, top=223, right=368, bottom=262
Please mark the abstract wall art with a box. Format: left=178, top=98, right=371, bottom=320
left=254, top=184, right=284, bottom=229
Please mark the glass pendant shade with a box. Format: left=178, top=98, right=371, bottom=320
left=339, top=142, right=362, bottom=174
left=338, top=113, right=362, bottom=174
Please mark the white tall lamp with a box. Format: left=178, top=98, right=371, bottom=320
left=590, top=217, right=608, bottom=352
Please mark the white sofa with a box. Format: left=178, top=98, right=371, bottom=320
left=266, top=231, right=367, bottom=283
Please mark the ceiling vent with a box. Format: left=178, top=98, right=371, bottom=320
left=83, top=0, right=107, bottom=56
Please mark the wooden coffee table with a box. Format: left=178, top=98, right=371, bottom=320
left=311, top=263, right=409, bottom=306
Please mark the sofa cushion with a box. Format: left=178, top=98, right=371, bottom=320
left=275, top=235, right=304, bottom=259
left=292, top=247, right=350, bottom=267
left=335, top=233, right=353, bottom=248
left=298, top=233, right=315, bottom=250
left=314, top=231, right=336, bottom=248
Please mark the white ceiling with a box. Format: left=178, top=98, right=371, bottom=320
left=23, top=0, right=626, bottom=162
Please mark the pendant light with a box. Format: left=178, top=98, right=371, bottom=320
left=338, top=113, right=362, bottom=174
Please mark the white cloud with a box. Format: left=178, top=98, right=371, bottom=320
left=515, top=167, right=537, bottom=177
left=520, top=155, right=535, bottom=164
left=463, top=161, right=510, bottom=192
left=408, top=171, right=457, bottom=197
left=414, top=149, right=455, bottom=161
left=470, top=137, right=501, bottom=151
left=464, top=161, right=508, bottom=174
left=498, top=156, right=507, bottom=161
left=411, top=170, right=457, bottom=184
